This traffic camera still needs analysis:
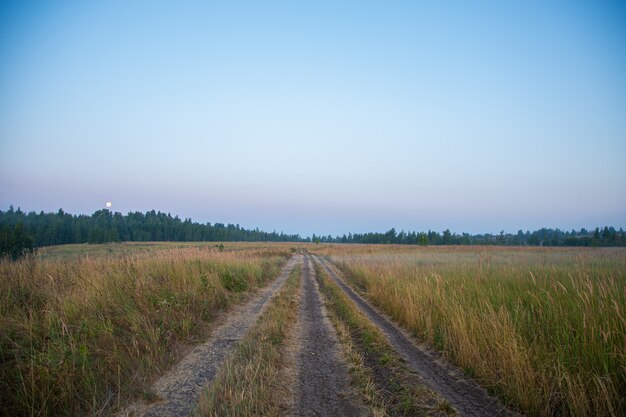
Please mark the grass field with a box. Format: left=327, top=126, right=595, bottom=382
left=34, top=241, right=294, bottom=260
left=311, top=245, right=626, bottom=417
left=2, top=242, right=624, bottom=416
left=0, top=243, right=292, bottom=416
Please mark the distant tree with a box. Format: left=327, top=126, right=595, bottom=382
left=496, top=230, right=505, bottom=245
left=385, top=228, right=396, bottom=244
left=428, top=230, right=442, bottom=245
left=592, top=228, right=601, bottom=247
left=0, top=223, right=35, bottom=260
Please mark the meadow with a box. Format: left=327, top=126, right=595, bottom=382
left=311, top=245, right=626, bottom=417
left=2, top=242, right=624, bottom=417
left=0, top=242, right=291, bottom=416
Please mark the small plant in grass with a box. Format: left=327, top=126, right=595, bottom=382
left=220, top=270, right=248, bottom=292
left=142, top=390, right=161, bottom=403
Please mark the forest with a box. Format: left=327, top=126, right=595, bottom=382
left=0, top=206, right=303, bottom=249
left=1, top=206, right=625, bottom=259
left=315, top=226, right=626, bottom=246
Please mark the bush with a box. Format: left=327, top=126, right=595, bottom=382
left=220, top=270, right=249, bottom=292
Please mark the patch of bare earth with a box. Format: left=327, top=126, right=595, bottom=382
left=118, top=255, right=301, bottom=417
left=293, top=255, right=362, bottom=417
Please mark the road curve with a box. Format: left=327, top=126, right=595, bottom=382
left=313, top=255, right=519, bottom=417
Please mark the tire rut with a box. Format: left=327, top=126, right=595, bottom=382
left=295, top=255, right=361, bottom=417
left=120, top=254, right=302, bottom=417
left=313, top=255, right=519, bottom=417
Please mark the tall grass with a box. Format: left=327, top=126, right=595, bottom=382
left=314, top=261, right=452, bottom=417
left=196, top=265, right=301, bottom=417
left=0, top=246, right=289, bottom=416
left=319, top=246, right=626, bottom=417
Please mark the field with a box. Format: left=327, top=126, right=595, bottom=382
left=0, top=242, right=291, bottom=416
left=311, top=245, right=626, bottom=417
left=1, top=243, right=624, bottom=417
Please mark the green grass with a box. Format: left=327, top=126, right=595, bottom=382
left=0, top=246, right=290, bottom=416
left=195, top=265, right=302, bottom=417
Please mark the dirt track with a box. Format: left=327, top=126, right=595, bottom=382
left=119, top=253, right=520, bottom=417
left=293, top=255, right=361, bottom=417
left=313, top=255, right=519, bottom=417
left=119, top=255, right=301, bottom=417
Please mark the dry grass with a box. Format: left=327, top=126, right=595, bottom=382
left=0, top=245, right=290, bottom=416
left=195, top=264, right=302, bottom=417
left=312, top=245, right=626, bottom=417
left=35, top=241, right=305, bottom=260
left=314, top=259, right=453, bottom=417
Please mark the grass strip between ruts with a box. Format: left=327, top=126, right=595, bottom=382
left=313, top=259, right=455, bottom=417
left=195, top=264, right=302, bottom=417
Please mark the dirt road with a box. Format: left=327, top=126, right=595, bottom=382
left=313, top=255, right=518, bottom=417
left=293, top=255, right=361, bottom=417
left=120, top=255, right=301, bottom=417
left=120, top=252, right=519, bottom=417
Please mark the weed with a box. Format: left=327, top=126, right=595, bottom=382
left=220, top=270, right=248, bottom=292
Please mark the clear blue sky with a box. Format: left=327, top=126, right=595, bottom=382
left=1, top=1, right=625, bottom=236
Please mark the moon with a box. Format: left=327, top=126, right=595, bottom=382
left=105, top=201, right=112, bottom=208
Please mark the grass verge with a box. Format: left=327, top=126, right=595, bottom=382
left=321, top=246, right=625, bottom=417
left=195, top=264, right=302, bottom=416
left=313, top=260, right=455, bottom=417
left=0, top=247, right=289, bottom=416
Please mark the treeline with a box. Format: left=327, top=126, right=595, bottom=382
left=314, top=227, right=626, bottom=247
left=0, top=206, right=304, bottom=248
left=0, top=222, right=35, bottom=260
left=1, top=207, right=625, bottom=257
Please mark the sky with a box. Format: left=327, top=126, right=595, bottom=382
left=1, top=1, right=625, bottom=237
